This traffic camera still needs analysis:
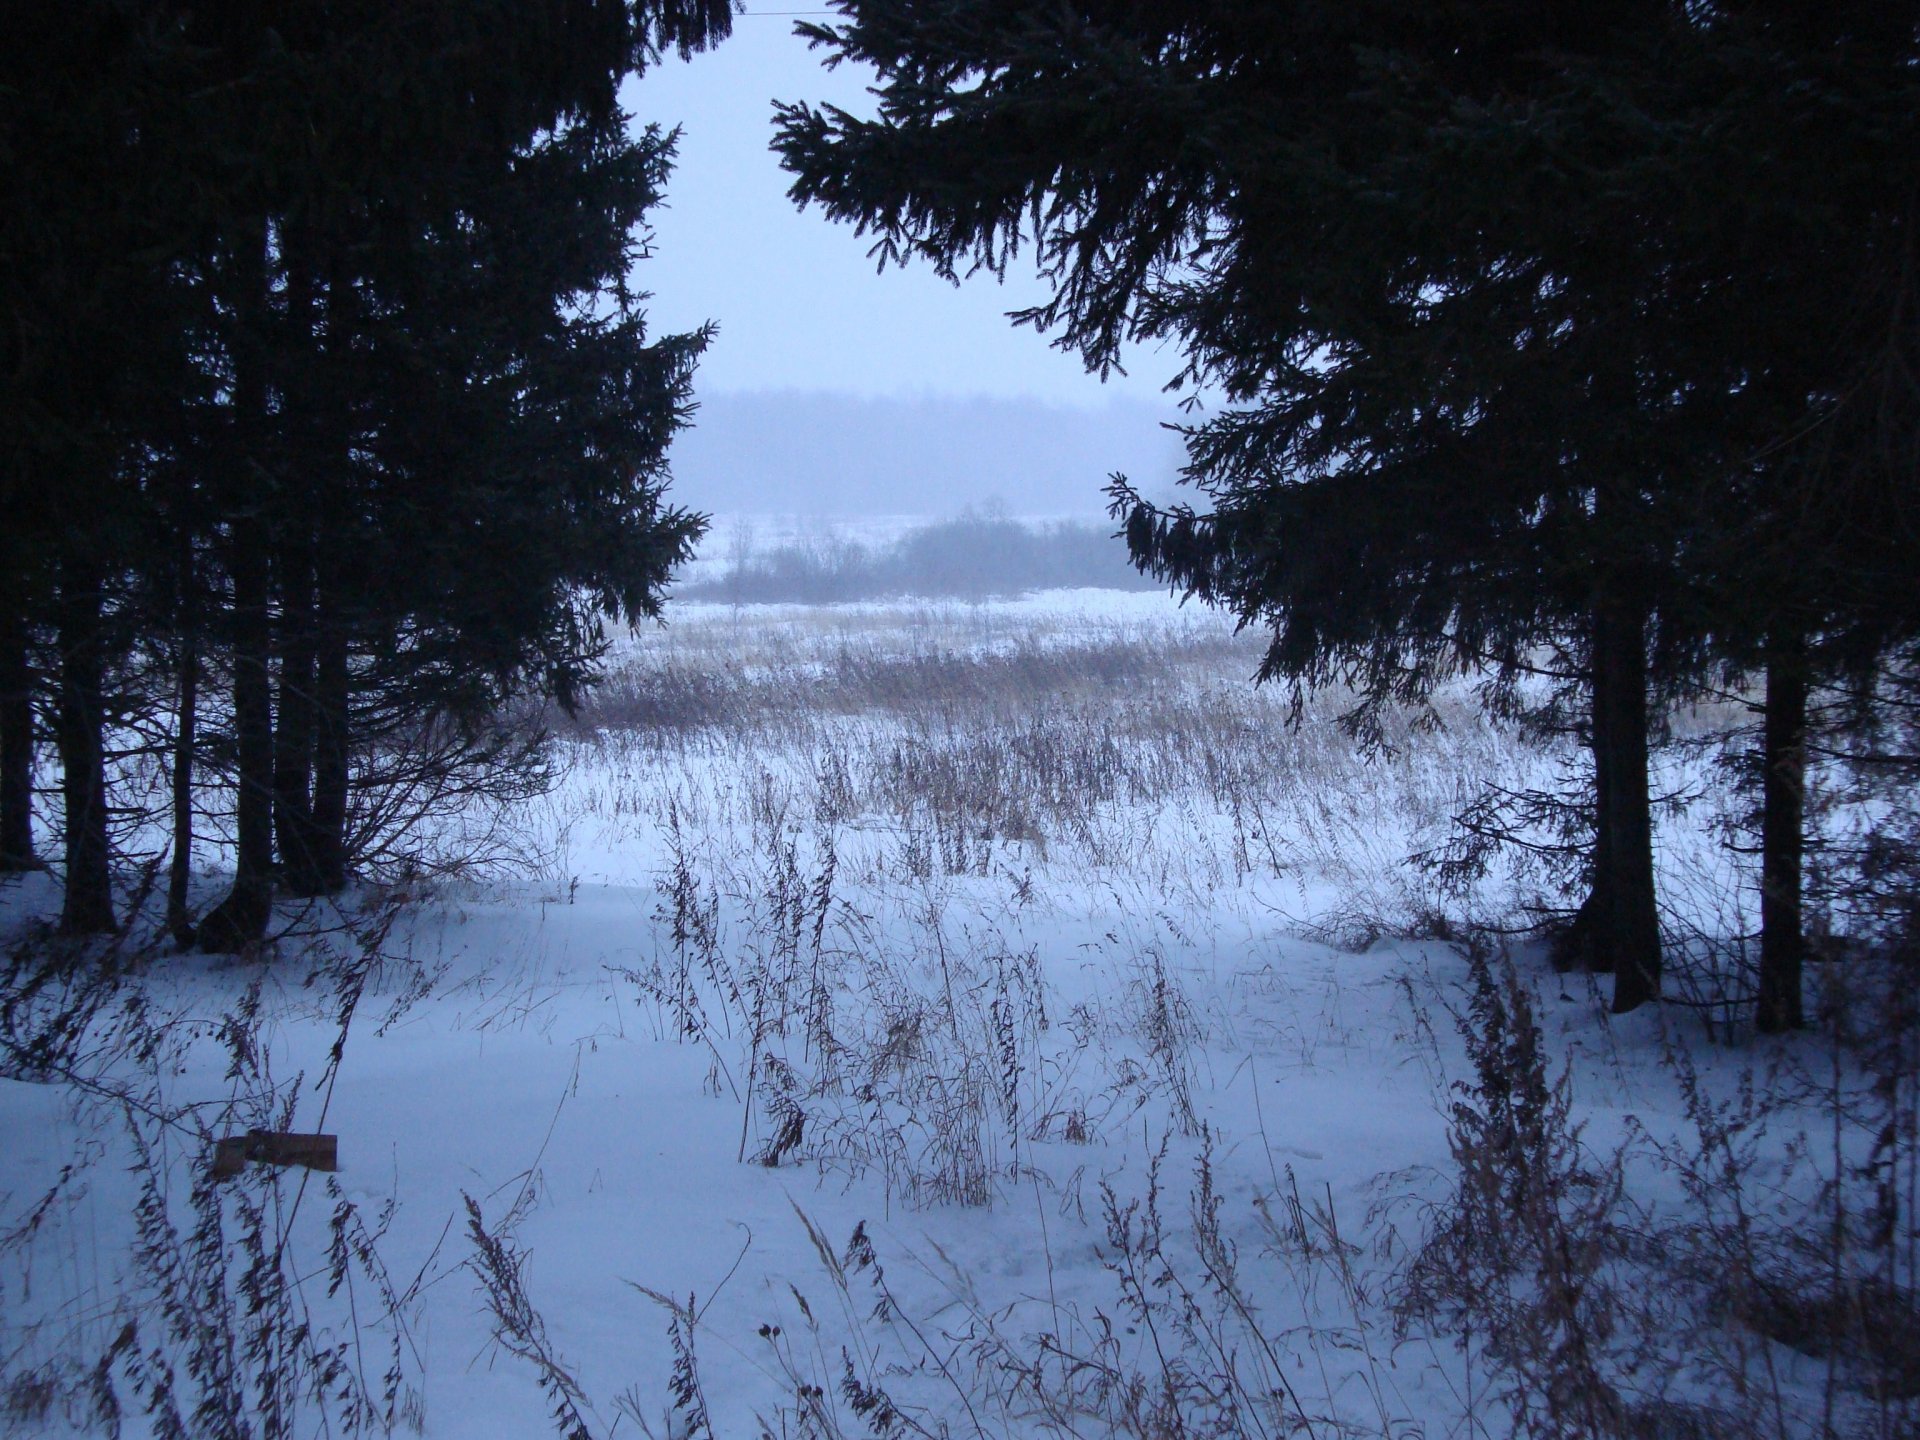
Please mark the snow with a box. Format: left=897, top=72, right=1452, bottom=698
left=0, top=584, right=1886, bottom=1438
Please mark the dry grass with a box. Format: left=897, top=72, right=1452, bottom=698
left=11, top=592, right=1915, bottom=1439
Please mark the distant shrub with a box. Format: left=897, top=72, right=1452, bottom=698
left=687, top=510, right=1157, bottom=604
left=711, top=530, right=879, bottom=605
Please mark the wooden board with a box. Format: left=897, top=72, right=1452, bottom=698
left=211, top=1130, right=338, bottom=1180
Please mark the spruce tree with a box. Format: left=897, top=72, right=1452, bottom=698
left=185, top=0, right=722, bottom=942
left=776, top=1, right=1920, bottom=1016
left=3, top=0, right=732, bottom=944
left=1, top=3, right=210, bottom=930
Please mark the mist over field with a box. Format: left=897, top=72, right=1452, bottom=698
left=669, top=389, right=1191, bottom=517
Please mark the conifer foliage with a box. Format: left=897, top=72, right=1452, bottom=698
left=775, top=1, right=1920, bottom=1019
left=1, top=0, right=732, bottom=944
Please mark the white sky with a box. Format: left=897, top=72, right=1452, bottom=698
left=624, top=6, right=1181, bottom=408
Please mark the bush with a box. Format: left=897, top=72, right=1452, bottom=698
left=685, top=510, right=1158, bottom=605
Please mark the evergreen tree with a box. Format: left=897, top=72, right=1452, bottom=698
left=190, top=0, right=724, bottom=945
left=0, top=2, right=210, bottom=928
left=3, top=0, right=732, bottom=945
left=776, top=1, right=1920, bottom=1016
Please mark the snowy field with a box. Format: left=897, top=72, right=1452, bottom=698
left=1, top=584, right=1905, bottom=1439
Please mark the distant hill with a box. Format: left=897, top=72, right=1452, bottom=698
left=666, top=389, right=1191, bottom=518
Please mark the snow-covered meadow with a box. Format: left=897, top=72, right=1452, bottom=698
left=1, top=575, right=1907, bottom=1438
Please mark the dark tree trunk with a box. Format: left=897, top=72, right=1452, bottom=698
left=167, top=630, right=198, bottom=948
left=274, top=538, right=323, bottom=894
left=55, top=566, right=115, bottom=935
left=1557, top=673, right=1620, bottom=977
left=0, top=594, right=36, bottom=872
left=301, top=251, right=352, bottom=897
left=1594, top=597, right=1663, bottom=1013
left=308, top=575, right=350, bottom=894
left=273, top=227, right=326, bottom=896
left=1756, top=629, right=1809, bottom=1033
left=198, top=527, right=276, bottom=952
left=199, top=228, right=275, bottom=952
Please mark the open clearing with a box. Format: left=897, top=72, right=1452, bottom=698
left=1, top=585, right=1893, bottom=1439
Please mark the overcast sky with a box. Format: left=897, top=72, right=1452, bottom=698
left=619, top=7, right=1197, bottom=516
left=626, top=8, right=1185, bottom=406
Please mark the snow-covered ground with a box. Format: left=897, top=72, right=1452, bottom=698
left=1, top=585, right=1903, bottom=1439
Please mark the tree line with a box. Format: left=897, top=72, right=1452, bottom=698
left=690, top=510, right=1160, bottom=605
left=1, top=0, right=732, bottom=948
left=774, top=1, right=1920, bottom=1027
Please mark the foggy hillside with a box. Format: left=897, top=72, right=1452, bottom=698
left=668, top=388, right=1191, bottom=516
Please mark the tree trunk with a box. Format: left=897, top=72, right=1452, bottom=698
left=308, top=576, right=350, bottom=894
left=302, top=249, right=352, bottom=897
left=0, top=593, right=36, bottom=872
left=1756, top=629, right=1808, bottom=1033
left=273, top=227, right=327, bottom=896
left=167, top=630, right=198, bottom=948
left=1594, top=597, right=1663, bottom=1013
left=1556, top=670, right=1620, bottom=977
left=274, top=537, right=323, bottom=894
left=199, top=227, right=275, bottom=952
left=199, top=523, right=276, bottom=951
left=55, top=565, right=115, bottom=935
